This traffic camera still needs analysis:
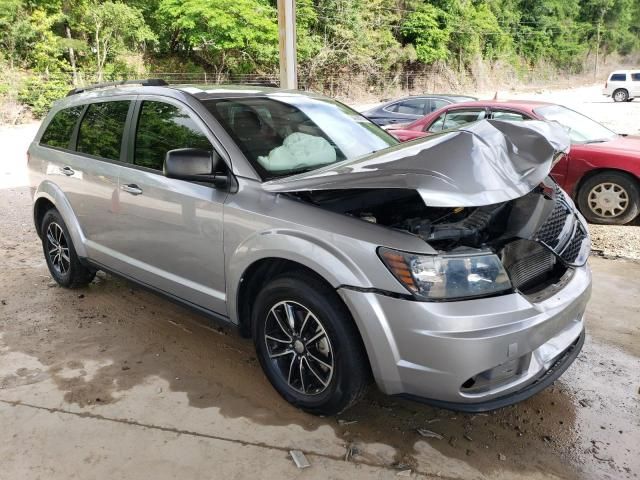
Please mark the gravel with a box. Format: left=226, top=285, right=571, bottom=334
left=589, top=223, right=640, bottom=260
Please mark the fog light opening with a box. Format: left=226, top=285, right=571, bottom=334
left=461, top=377, right=476, bottom=389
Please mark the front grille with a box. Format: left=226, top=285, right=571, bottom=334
left=536, top=184, right=589, bottom=266
left=536, top=185, right=569, bottom=249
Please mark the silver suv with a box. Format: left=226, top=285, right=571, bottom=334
left=28, top=80, right=592, bottom=415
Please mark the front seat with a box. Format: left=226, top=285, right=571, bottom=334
left=233, top=109, right=281, bottom=157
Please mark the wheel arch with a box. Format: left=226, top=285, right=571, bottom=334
left=613, top=88, right=629, bottom=100
left=32, top=181, right=88, bottom=257
left=574, top=167, right=640, bottom=199
left=228, top=230, right=373, bottom=336
left=234, top=257, right=337, bottom=338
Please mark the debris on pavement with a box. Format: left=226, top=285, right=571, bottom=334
left=417, top=428, right=443, bottom=440
left=344, top=443, right=360, bottom=462
left=289, top=450, right=311, bottom=469
left=338, top=419, right=358, bottom=426
left=499, top=453, right=507, bottom=461
left=396, top=469, right=412, bottom=477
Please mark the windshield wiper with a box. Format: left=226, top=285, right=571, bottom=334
left=584, top=139, right=608, bottom=144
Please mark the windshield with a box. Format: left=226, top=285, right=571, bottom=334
left=203, top=95, right=398, bottom=179
left=534, top=104, right=617, bottom=144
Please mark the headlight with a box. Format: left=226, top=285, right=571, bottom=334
left=379, top=247, right=512, bottom=301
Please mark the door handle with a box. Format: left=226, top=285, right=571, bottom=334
left=59, top=166, right=75, bottom=176
left=121, top=184, right=143, bottom=195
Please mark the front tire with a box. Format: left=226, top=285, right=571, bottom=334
left=612, top=89, right=629, bottom=102
left=252, top=271, right=370, bottom=415
left=41, top=209, right=96, bottom=288
left=577, top=172, right=640, bottom=225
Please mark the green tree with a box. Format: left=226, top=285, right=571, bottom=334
left=87, top=1, right=156, bottom=81
left=157, top=0, right=279, bottom=75
left=400, top=3, right=450, bottom=64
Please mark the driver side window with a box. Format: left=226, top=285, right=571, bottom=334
left=134, top=101, right=214, bottom=171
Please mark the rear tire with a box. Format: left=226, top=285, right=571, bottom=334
left=41, top=209, right=96, bottom=288
left=252, top=271, right=370, bottom=415
left=612, top=89, right=629, bottom=102
left=577, top=171, right=640, bottom=225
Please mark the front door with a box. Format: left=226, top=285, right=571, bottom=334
left=114, top=98, right=228, bottom=315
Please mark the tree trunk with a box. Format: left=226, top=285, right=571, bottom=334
left=65, top=23, right=78, bottom=86
left=95, top=25, right=102, bottom=82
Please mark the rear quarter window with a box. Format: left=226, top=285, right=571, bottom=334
left=610, top=73, right=627, bottom=81
left=40, top=106, right=84, bottom=149
left=632, top=73, right=640, bottom=81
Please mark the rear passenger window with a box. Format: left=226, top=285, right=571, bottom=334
left=77, top=101, right=130, bottom=161
left=632, top=73, right=640, bottom=81
left=610, top=73, right=627, bottom=81
left=134, top=101, right=212, bottom=171
left=40, top=106, right=84, bottom=149
left=389, top=99, right=426, bottom=115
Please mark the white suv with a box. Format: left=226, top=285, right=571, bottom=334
left=603, top=70, right=640, bottom=102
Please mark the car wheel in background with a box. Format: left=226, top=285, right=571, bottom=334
left=41, top=209, right=96, bottom=288
left=612, top=89, right=629, bottom=102
left=577, top=171, right=640, bottom=225
left=252, top=271, right=370, bottom=415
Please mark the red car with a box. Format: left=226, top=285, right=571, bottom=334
left=389, top=100, right=640, bottom=225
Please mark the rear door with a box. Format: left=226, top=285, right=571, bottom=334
left=383, top=98, right=428, bottom=125
left=38, top=99, right=134, bottom=265
left=114, top=97, right=229, bottom=314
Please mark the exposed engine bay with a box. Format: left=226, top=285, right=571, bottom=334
left=294, top=176, right=589, bottom=297
left=295, top=184, right=544, bottom=251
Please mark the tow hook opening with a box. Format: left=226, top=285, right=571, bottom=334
left=460, top=354, right=532, bottom=395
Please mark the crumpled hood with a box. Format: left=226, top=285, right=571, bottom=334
left=262, top=119, right=570, bottom=207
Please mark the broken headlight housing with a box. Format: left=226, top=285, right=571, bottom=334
left=379, top=247, right=512, bottom=301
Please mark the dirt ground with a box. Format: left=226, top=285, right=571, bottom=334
left=1, top=87, right=640, bottom=479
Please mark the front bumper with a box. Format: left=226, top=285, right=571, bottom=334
left=338, top=263, right=591, bottom=410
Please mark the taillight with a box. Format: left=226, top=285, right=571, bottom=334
left=605, top=81, right=608, bottom=88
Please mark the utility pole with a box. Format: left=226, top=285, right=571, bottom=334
left=277, top=0, right=297, bottom=90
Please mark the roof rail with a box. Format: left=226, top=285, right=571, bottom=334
left=66, top=78, right=169, bottom=96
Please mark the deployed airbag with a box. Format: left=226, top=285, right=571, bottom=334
left=262, top=119, right=570, bottom=207
left=257, top=132, right=336, bottom=172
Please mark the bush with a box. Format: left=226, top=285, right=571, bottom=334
left=18, top=76, right=71, bottom=118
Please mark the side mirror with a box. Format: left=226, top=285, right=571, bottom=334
left=163, top=148, right=229, bottom=188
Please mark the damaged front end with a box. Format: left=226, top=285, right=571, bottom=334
left=264, top=119, right=589, bottom=301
